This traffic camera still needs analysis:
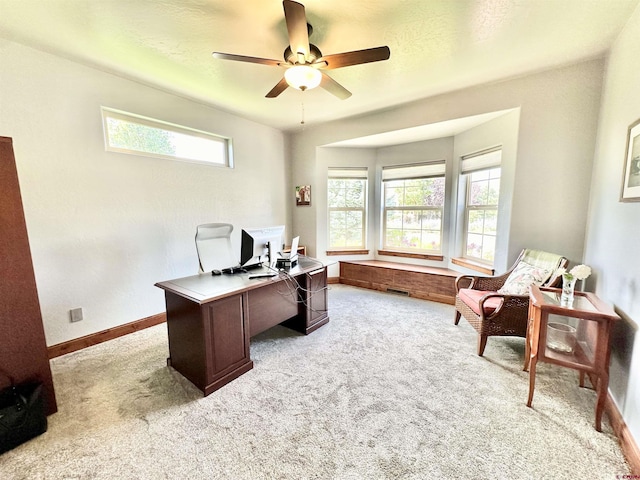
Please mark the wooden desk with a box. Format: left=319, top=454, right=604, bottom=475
left=525, top=285, right=619, bottom=431
left=155, top=257, right=328, bottom=395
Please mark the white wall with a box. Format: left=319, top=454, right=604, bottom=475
left=0, top=40, right=290, bottom=346
left=292, top=59, right=604, bottom=272
left=585, top=4, right=640, bottom=445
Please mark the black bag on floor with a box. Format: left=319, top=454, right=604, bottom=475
left=0, top=370, right=48, bottom=454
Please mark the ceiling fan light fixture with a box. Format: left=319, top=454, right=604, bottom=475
left=284, top=65, right=322, bottom=91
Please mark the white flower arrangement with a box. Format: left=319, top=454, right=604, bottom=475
left=556, top=264, right=592, bottom=281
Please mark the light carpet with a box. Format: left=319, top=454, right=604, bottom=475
left=0, top=285, right=630, bottom=479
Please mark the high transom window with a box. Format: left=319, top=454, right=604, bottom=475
left=101, top=107, right=233, bottom=167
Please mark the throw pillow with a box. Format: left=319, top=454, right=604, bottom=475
left=497, top=261, right=551, bottom=295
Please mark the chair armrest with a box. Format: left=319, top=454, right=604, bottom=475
left=479, top=292, right=529, bottom=319
left=455, top=275, right=476, bottom=292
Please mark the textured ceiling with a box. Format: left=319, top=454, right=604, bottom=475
left=0, top=0, right=638, bottom=132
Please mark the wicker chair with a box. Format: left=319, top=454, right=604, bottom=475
left=454, top=249, right=568, bottom=356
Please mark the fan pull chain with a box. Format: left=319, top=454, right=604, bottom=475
left=300, top=97, right=305, bottom=126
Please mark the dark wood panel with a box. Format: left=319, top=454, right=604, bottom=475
left=247, top=281, right=299, bottom=337
left=48, top=313, right=166, bottom=358
left=205, top=294, right=249, bottom=380
left=339, top=260, right=456, bottom=305
left=165, top=292, right=208, bottom=390
left=0, top=137, right=57, bottom=415
left=307, top=268, right=328, bottom=328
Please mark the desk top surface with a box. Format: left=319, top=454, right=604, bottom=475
left=155, top=256, right=327, bottom=304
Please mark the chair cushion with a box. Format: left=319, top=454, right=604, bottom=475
left=458, top=289, right=503, bottom=316
left=497, top=261, right=551, bottom=295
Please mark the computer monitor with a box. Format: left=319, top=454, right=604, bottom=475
left=240, top=225, right=285, bottom=268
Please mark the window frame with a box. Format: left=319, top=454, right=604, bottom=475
left=460, top=148, right=502, bottom=265
left=327, top=168, right=368, bottom=251
left=101, top=107, right=233, bottom=168
left=381, top=161, right=446, bottom=255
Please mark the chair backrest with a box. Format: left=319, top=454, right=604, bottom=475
left=519, top=249, right=568, bottom=287
left=195, top=223, right=236, bottom=273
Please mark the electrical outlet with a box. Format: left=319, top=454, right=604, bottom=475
left=70, top=307, right=83, bottom=323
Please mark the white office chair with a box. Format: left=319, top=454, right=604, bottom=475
left=195, top=223, right=236, bottom=273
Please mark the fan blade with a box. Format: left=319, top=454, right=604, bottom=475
left=320, top=72, right=351, bottom=100
left=266, top=77, right=290, bottom=98
left=283, top=0, right=310, bottom=60
left=319, top=46, right=390, bottom=70
left=212, top=52, right=281, bottom=67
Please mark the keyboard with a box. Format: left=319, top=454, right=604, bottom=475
left=248, top=274, right=277, bottom=279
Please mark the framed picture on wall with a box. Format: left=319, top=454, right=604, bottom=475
left=296, top=185, right=311, bottom=206
left=621, top=118, right=640, bottom=201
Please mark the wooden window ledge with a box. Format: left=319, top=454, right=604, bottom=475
left=326, top=249, right=369, bottom=256
left=451, top=257, right=495, bottom=275
left=378, top=250, right=444, bottom=262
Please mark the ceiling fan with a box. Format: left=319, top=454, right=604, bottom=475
left=212, top=0, right=391, bottom=100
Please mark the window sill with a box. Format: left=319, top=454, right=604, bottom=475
left=451, top=257, right=495, bottom=275
left=377, top=250, right=444, bottom=262
left=326, top=249, right=369, bottom=256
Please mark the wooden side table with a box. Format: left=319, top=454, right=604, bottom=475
left=525, top=285, right=619, bottom=431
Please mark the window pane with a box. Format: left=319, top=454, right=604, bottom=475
left=426, top=210, right=442, bottom=229
left=328, top=176, right=366, bottom=249
left=103, top=108, right=230, bottom=166
left=466, top=234, right=484, bottom=258
left=469, top=180, right=488, bottom=206
left=344, top=182, right=365, bottom=208
left=464, top=164, right=501, bottom=264
left=384, top=185, right=402, bottom=207
left=484, top=210, right=498, bottom=235
left=403, top=229, right=421, bottom=249
left=482, top=235, right=496, bottom=262
left=329, top=211, right=346, bottom=247
left=403, top=210, right=421, bottom=229
left=385, top=228, right=404, bottom=249
left=467, top=210, right=485, bottom=234
left=327, top=185, right=343, bottom=208
left=421, top=231, right=441, bottom=251
left=382, top=172, right=444, bottom=254
left=487, top=178, right=500, bottom=204
left=386, top=210, right=403, bottom=229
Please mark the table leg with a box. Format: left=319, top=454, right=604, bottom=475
left=527, top=357, right=537, bottom=407
left=595, top=374, right=607, bottom=432
left=579, top=370, right=585, bottom=388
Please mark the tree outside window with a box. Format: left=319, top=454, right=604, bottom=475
left=328, top=173, right=367, bottom=249
left=383, top=176, right=445, bottom=253
left=465, top=167, right=500, bottom=262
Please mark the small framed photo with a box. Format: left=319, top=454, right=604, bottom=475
left=296, top=185, right=311, bottom=206
left=621, top=118, right=640, bottom=201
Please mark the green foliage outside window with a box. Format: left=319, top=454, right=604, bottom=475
left=465, top=168, right=500, bottom=262
left=328, top=178, right=366, bottom=248
left=383, top=177, right=445, bottom=252
left=106, top=118, right=176, bottom=157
